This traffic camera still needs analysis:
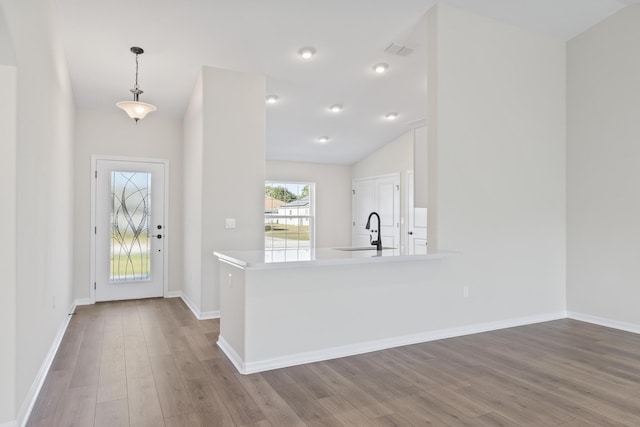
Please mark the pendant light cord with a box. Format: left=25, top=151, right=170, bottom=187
left=131, top=52, right=141, bottom=101
left=134, top=53, right=140, bottom=91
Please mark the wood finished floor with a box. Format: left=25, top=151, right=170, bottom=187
left=27, top=298, right=640, bottom=426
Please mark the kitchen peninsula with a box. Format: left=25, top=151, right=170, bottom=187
left=214, top=248, right=452, bottom=374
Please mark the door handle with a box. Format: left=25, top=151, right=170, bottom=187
left=408, top=231, right=413, bottom=235
left=152, top=234, right=162, bottom=239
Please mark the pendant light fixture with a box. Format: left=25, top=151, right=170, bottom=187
left=116, top=47, right=157, bottom=122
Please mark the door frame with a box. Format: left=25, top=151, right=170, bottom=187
left=90, top=155, right=170, bottom=303
left=406, top=170, right=428, bottom=254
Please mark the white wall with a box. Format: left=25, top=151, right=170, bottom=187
left=183, top=66, right=266, bottom=315
left=352, top=129, right=414, bottom=249
left=0, top=7, right=16, bottom=421
left=182, top=72, right=204, bottom=310
left=74, top=110, right=184, bottom=300
left=427, top=4, right=567, bottom=324
left=266, top=160, right=352, bottom=248
left=567, top=5, right=640, bottom=324
left=0, top=6, right=14, bottom=65
left=0, top=63, right=17, bottom=425
left=351, top=130, right=414, bottom=180
left=1, top=0, right=76, bottom=422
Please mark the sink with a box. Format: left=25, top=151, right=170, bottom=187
left=332, top=246, right=396, bottom=251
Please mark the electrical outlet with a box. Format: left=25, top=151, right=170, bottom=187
left=463, top=286, right=469, bottom=298
left=225, top=218, right=236, bottom=229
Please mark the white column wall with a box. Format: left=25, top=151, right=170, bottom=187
left=266, top=160, right=352, bottom=248
left=567, top=5, right=640, bottom=325
left=427, top=4, right=567, bottom=325
left=201, top=67, right=265, bottom=314
left=182, top=72, right=204, bottom=310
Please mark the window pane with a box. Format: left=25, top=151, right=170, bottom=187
left=265, top=181, right=313, bottom=252
left=110, top=171, right=151, bottom=281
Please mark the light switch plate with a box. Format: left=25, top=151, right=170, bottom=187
left=225, top=218, right=236, bottom=229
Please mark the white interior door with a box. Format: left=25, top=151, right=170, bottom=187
left=352, top=179, right=375, bottom=247
left=408, top=171, right=427, bottom=254
left=376, top=177, right=399, bottom=248
left=94, top=159, right=166, bottom=301
left=352, top=174, right=400, bottom=248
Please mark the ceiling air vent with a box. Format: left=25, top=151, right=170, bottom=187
left=384, top=42, right=414, bottom=57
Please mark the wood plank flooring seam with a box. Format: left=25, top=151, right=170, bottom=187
left=27, top=300, right=640, bottom=427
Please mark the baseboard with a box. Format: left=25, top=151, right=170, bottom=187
left=199, top=310, right=220, bottom=320
left=217, top=335, right=245, bottom=373
left=179, top=293, right=220, bottom=320
left=77, top=292, right=183, bottom=305
left=229, top=310, right=567, bottom=374
left=16, top=302, right=77, bottom=427
left=568, top=311, right=640, bottom=335
left=75, top=291, right=215, bottom=320
left=180, top=293, right=201, bottom=319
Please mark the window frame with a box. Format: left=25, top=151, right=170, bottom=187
left=264, top=181, right=315, bottom=254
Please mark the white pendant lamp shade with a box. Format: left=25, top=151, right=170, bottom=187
left=116, top=46, right=157, bottom=122
left=116, top=100, right=157, bottom=121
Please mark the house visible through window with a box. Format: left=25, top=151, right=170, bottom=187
left=264, top=181, right=314, bottom=261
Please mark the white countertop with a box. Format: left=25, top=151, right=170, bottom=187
left=214, top=247, right=453, bottom=269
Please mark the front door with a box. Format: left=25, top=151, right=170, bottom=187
left=94, top=159, right=166, bottom=301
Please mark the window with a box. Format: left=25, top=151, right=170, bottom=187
left=265, top=181, right=314, bottom=261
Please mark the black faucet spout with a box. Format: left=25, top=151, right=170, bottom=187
left=365, top=211, right=382, bottom=251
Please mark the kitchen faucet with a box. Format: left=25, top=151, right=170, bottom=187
left=365, top=211, right=382, bottom=251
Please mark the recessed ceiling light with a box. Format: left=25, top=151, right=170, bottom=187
left=373, top=63, right=389, bottom=74
left=385, top=112, right=399, bottom=120
left=298, top=47, right=316, bottom=60
left=266, top=95, right=279, bottom=104
left=317, top=136, right=330, bottom=143
left=329, top=104, right=343, bottom=113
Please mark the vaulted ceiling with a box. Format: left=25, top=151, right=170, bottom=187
left=55, top=0, right=638, bottom=164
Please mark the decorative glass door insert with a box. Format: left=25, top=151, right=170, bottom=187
left=110, top=171, right=152, bottom=282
